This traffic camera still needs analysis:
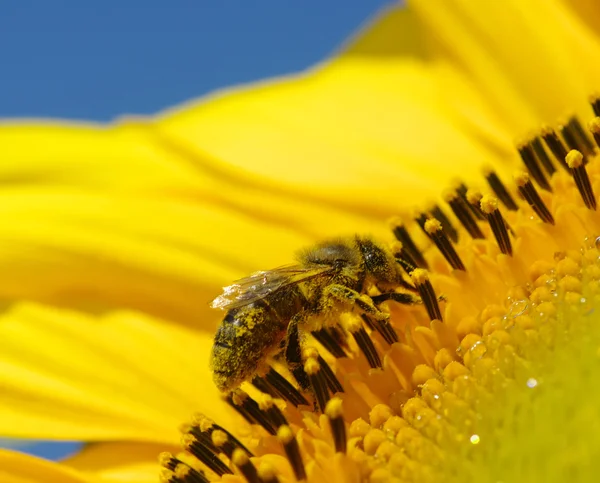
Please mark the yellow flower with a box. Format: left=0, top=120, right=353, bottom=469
left=4, top=0, right=600, bottom=481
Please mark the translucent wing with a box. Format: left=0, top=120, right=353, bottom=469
left=211, top=264, right=333, bottom=310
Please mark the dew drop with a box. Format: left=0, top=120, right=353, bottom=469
left=507, top=299, right=528, bottom=318
left=470, top=434, right=480, bottom=444
left=526, top=378, right=538, bottom=388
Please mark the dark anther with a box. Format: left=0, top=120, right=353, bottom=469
left=588, top=117, right=600, bottom=150
left=252, top=376, right=278, bottom=398
left=391, top=242, right=418, bottom=274
left=183, top=434, right=233, bottom=476
left=591, top=95, right=600, bottom=117
left=566, top=150, right=597, bottom=211
left=531, top=136, right=556, bottom=176
left=411, top=269, right=443, bottom=322
left=518, top=142, right=551, bottom=191
left=352, top=326, right=382, bottom=368
left=232, top=449, right=262, bottom=483
left=305, top=357, right=331, bottom=413
left=261, top=397, right=289, bottom=429
left=391, top=222, right=429, bottom=269
left=424, top=218, right=466, bottom=271
left=484, top=169, right=518, bottom=210
left=560, top=121, right=589, bottom=164
left=567, top=116, right=596, bottom=157
left=277, top=425, right=306, bottom=481
left=228, top=390, right=277, bottom=435
left=430, top=205, right=459, bottom=243
left=264, top=368, right=309, bottom=407
left=312, top=327, right=348, bottom=359
left=160, top=453, right=211, bottom=483
left=457, top=183, right=485, bottom=220
left=317, top=354, right=344, bottom=394
left=480, top=195, right=512, bottom=256
left=541, top=127, right=569, bottom=170
left=362, top=314, right=398, bottom=345
left=445, top=192, right=484, bottom=239
left=325, top=398, right=347, bottom=454
left=514, top=172, right=555, bottom=225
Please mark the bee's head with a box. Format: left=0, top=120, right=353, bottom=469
left=354, top=236, right=400, bottom=284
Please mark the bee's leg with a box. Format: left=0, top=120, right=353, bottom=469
left=321, top=284, right=389, bottom=321
left=371, top=292, right=421, bottom=306
left=285, top=315, right=311, bottom=390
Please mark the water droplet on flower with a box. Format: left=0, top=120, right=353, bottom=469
left=595, top=236, right=600, bottom=251
left=470, top=434, right=480, bottom=444
left=507, top=299, right=528, bottom=318
left=526, top=378, right=538, bottom=388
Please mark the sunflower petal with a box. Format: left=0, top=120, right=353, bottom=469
left=410, top=0, right=600, bottom=132
left=0, top=449, right=89, bottom=483
left=0, top=303, right=230, bottom=443
left=64, top=442, right=175, bottom=483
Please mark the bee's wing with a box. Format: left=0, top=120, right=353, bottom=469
left=211, top=265, right=333, bottom=310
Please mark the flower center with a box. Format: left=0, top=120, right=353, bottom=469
left=160, top=100, right=600, bottom=482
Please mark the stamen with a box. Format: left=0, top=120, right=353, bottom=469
left=484, top=168, right=518, bottom=210
left=514, top=171, right=555, bottom=225
left=318, top=353, right=344, bottom=394
left=191, top=415, right=253, bottom=460
left=277, top=425, right=306, bottom=481
left=411, top=269, right=443, bottom=321
left=228, top=390, right=277, bottom=435
left=390, top=241, right=418, bottom=274
left=344, top=314, right=382, bottom=368
left=430, top=205, right=459, bottom=242
left=362, top=313, right=399, bottom=345
left=567, top=116, right=596, bottom=156
left=591, top=94, right=600, bottom=116
left=312, top=326, right=348, bottom=359
left=560, top=121, right=590, bottom=164
left=444, top=191, right=484, bottom=239
left=480, top=195, right=512, bottom=256
left=541, top=126, right=569, bottom=170
left=566, top=150, right=597, bottom=210
left=424, top=218, right=466, bottom=271
left=587, top=117, right=600, bottom=150
left=182, top=432, right=233, bottom=476
left=232, top=449, right=262, bottom=483
left=252, top=376, right=278, bottom=398
left=517, top=142, right=551, bottom=191
left=257, top=463, right=280, bottom=483
left=305, top=356, right=331, bottom=413
left=264, top=368, right=309, bottom=407
left=258, top=395, right=289, bottom=429
left=466, top=189, right=487, bottom=220
left=530, top=136, right=557, bottom=176
left=390, top=220, right=429, bottom=269
left=325, top=397, right=347, bottom=454
left=458, top=183, right=485, bottom=220
left=160, top=453, right=210, bottom=483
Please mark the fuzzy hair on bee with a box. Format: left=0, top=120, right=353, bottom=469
left=210, top=235, right=420, bottom=393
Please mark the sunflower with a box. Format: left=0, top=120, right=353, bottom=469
left=3, top=0, right=600, bottom=481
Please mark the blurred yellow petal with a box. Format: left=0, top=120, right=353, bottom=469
left=409, top=0, right=600, bottom=133
left=0, top=303, right=230, bottom=442
left=569, top=0, right=600, bottom=34
left=64, top=442, right=173, bottom=483
left=0, top=449, right=90, bottom=483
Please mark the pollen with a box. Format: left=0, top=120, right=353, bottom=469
left=161, top=101, right=600, bottom=483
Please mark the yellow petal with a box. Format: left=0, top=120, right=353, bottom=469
left=0, top=187, right=322, bottom=327
left=64, top=442, right=174, bottom=483
left=157, top=7, right=503, bottom=221
left=0, top=303, right=231, bottom=443
left=0, top=449, right=90, bottom=483
left=568, top=0, right=600, bottom=34
left=410, top=0, right=600, bottom=133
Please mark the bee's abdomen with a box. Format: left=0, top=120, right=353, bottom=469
left=211, top=300, right=287, bottom=392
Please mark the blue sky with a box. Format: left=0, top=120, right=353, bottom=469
left=1, top=0, right=392, bottom=461
left=0, top=0, right=391, bottom=122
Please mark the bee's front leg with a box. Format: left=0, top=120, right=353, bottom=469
left=320, top=283, right=389, bottom=321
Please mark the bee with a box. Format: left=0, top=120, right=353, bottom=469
left=210, top=235, right=420, bottom=393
